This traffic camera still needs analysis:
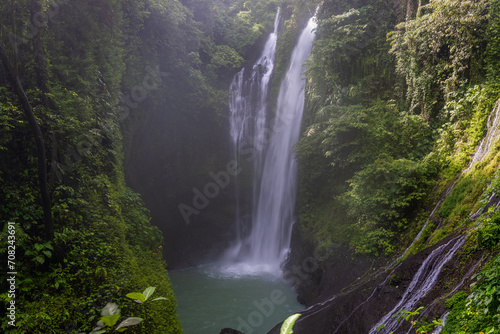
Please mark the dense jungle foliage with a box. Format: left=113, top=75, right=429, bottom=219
left=298, top=0, right=494, bottom=255
left=296, top=0, right=500, bottom=331
left=0, top=0, right=288, bottom=332
left=3, top=0, right=500, bottom=332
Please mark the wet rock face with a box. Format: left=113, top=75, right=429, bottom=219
left=284, top=224, right=385, bottom=306
left=278, top=233, right=483, bottom=334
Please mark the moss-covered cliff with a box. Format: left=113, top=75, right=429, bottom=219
left=0, top=0, right=285, bottom=332
left=284, top=0, right=500, bottom=332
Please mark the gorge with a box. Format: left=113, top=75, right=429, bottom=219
left=2, top=0, right=500, bottom=334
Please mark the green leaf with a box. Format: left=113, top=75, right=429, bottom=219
left=101, top=302, right=120, bottom=316
left=42, top=250, right=52, bottom=258
left=280, top=314, right=301, bottom=334
left=90, top=330, right=106, bottom=334
left=115, top=317, right=143, bottom=330
left=90, top=324, right=104, bottom=333
left=142, top=286, right=156, bottom=301
left=35, top=255, right=45, bottom=264
left=34, top=243, right=43, bottom=251
left=152, top=296, right=168, bottom=301
left=100, top=314, right=120, bottom=327
left=126, top=292, right=145, bottom=303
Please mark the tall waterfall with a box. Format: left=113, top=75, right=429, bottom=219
left=229, top=9, right=281, bottom=244
left=227, top=14, right=317, bottom=275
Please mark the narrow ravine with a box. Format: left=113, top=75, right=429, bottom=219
left=171, top=12, right=317, bottom=334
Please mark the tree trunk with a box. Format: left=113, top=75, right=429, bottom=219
left=30, top=0, right=50, bottom=94
left=30, top=0, right=59, bottom=188
left=405, top=0, right=424, bottom=21
left=0, top=44, right=54, bottom=241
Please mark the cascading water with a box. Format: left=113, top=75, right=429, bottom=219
left=369, top=236, right=466, bottom=334
left=464, top=100, right=500, bottom=173
left=227, top=14, right=317, bottom=274
left=229, top=9, right=280, bottom=249
left=247, top=16, right=316, bottom=270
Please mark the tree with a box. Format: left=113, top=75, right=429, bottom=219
left=0, top=44, right=53, bottom=240
left=388, top=0, right=489, bottom=118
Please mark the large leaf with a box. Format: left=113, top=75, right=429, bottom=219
left=115, top=317, right=144, bottom=330
left=126, top=292, right=146, bottom=303
left=280, top=314, right=301, bottom=334
left=101, top=302, right=120, bottom=316
left=142, top=286, right=156, bottom=301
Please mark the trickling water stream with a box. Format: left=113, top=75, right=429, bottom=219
left=369, top=236, right=466, bottom=334
left=464, top=100, right=500, bottom=173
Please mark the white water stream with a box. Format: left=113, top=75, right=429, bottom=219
left=464, top=100, right=500, bottom=173
left=369, top=236, right=465, bottom=334
left=229, top=10, right=281, bottom=244
left=226, top=15, right=317, bottom=275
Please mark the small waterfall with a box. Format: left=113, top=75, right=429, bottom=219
left=408, top=258, right=482, bottom=334
left=432, top=312, right=449, bottom=334
left=369, top=236, right=465, bottom=334
left=464, top=100, right=500, bottom=173
left=226, top=14, right=317, bottom=274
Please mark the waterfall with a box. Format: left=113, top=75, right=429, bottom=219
left=369, top=236, right=465, bottom=334
left=227, top=9, right=281, bottom=261
left=246, top=16, right=316, bottom=270
left=228, top=9, right=280, bottom=251
left=226, top=13, right=317, bottom=274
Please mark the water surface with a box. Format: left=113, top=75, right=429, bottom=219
left=170, top=264, right=302, bottom=334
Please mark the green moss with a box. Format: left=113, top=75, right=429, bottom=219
left=442, top=253, right=500, bottom=334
